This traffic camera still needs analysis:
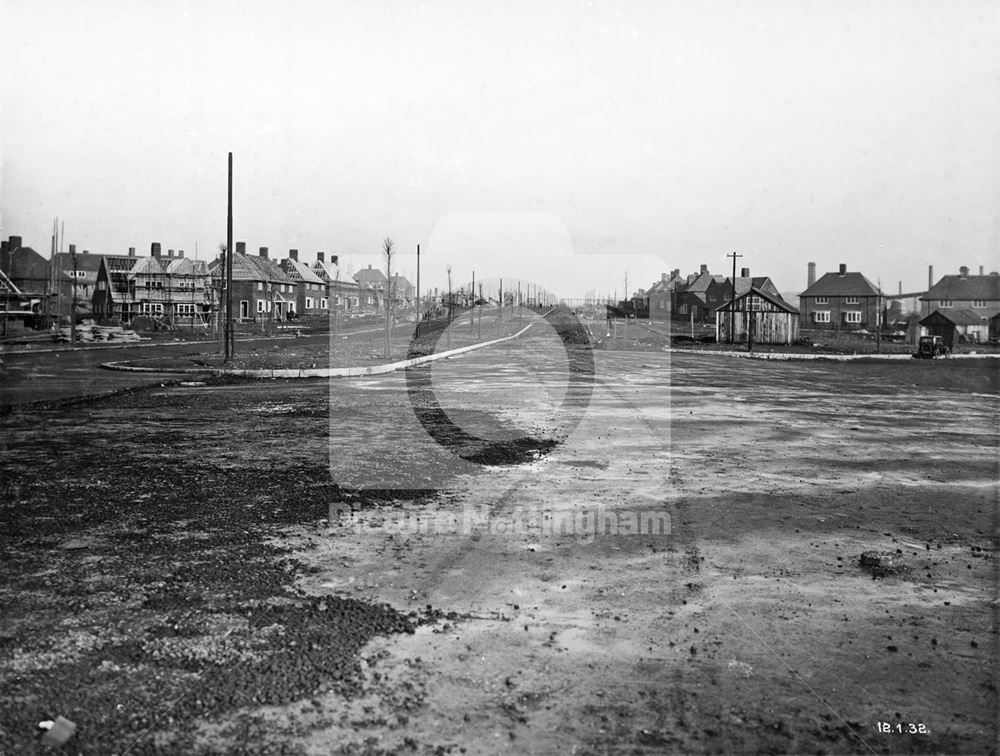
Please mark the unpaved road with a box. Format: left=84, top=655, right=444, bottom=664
left=1, top=329, right=997, bottom=754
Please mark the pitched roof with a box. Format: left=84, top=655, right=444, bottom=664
left=165, top=257, right=195, bottom=275
left=800, top=271, right=883, bottom=298
left=681, top=271, right=718, bottom=293
left=354, top=265, right=387, bottom=286
left=282, top=257, right=325, bottom=284
left=920, top=307, right=1000, bottom=326
left=922, top=274, right=1000, bottom=302
left=209, top=252, right=291, bottom=282
left=714, top=286, right=799, bottom=314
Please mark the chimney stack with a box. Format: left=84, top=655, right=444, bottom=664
left=8, top=235, right=22, bottom=251
left=69, top=244, right=76, bottom=255
left=741, top=267, right=750, bottom=278
left=151, top=242, right=161, bottom=258
left=330, top=254, right=339, bottom=266
left=838, top=263, right=847, bottom=276
left=898, top=281, right=902, bottom=296
left=128, top=247, right=136, bottom=257
left=928, top=265, right=934, bottom=290
left=368, top=264, right=372, bottom=269
left=177, top=250, right=184, bottom=259
left=317, top=252, right=325, bottom=264
left=259, top=246, right=269, bottom=258
left=235, top=241, right=246, bottom=255
left=0, top=240, right=7, bottom=256
left=979, top=265, right=984, bottom=276
left=807, top=261, right=816, bottom=287
left=700, top=264, right=708, bottom=274
left=289, top=249, right=299, bottom=261
left=959, top=266, right=969, bottom=279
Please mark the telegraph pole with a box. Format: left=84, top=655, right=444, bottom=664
left=471, top=270, right=475, bottom=333
left=224, top=152, right=234, bottom=361
left=726, top=251, right=743, bottom=345
left=415, top=243, right=421, bottom=330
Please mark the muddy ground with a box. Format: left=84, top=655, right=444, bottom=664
left=1, top=319, right=997, bottom=754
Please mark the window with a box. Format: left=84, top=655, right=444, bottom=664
left=814, top=296, right=828, bottom=305
left=305, top=297, right=314, bottom=309
left=140, top=303, right=164, bottom=315
left=844, top=311, right=862, bottom=324
left=844, top=296, right=859, bottom=305
left=258, top=282, right=264, bottom=291
left=814, top=311, right=831, bottom=323
left=97, top=281, right=106, bottom=291
left=973, top=300, right=988, bottom=308
left=939, top=300, right=952, bottom=308
left=257, top=300, right=265, bottom=313
left=175, top=303, right=195, bottom=316
left=321, top=298, right=328, bottom=309
left=746, top=295, right=762, bottom=311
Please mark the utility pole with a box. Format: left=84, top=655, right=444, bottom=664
left=517, top=281, right=522, bottom=325
left=69, top=244, right=77, bottom=347
left=876, top=280, right=882, bottom=354
left=471, top=270, right=475, bottom=333
left=498, top=277, right=502, bottom=335
left=726, top=251, right=743, bottom=345
left=224, top=152, right=234, bottom=361
left=415, top=243, right=421, bottom=333
left=478, top=282, right=483, bottom=340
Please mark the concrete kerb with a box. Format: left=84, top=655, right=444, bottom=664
left=101, top=324, right=536, bottom=378
left=662, top=348, right=1000, bottom=361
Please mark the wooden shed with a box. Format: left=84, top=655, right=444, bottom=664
left=715, top=288, right=799, bottom=345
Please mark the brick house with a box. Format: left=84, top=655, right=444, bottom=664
left=1, top=236, right=50, bottom=323
left=920, top=266, right=1000, bottom=316
left=646, top=269, right=684, bottom=322
left=281, top=250, right=328, bottom=316
left=799, top=263, right=884, bottom=330
left=311, top=253, right=363, bottom=311
left=674, top=265, right=725, bottom=323
left=353, top=264, right=387, bottom=310
left=209, top=244, right=295, bottom=322
left=93, top=244, right=213, bottom=326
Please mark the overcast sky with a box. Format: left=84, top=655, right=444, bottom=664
left=2, top=0, right=998, bottom=298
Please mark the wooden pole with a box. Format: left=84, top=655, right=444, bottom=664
left=224, top=152, right=234, bottom=361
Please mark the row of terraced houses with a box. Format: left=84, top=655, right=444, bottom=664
left=0, top=237, right=414, bottom=328
left=630, top=260, right=1000, bottom=346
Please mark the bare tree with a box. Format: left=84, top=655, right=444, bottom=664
left=383, top=236, right=394, bottom=357
left=623, top=270, right=630, bottom=339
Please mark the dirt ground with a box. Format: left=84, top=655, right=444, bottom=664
left=1, top=317, right=997, bottom=754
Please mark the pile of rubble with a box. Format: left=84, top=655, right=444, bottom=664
left=55, top=323, right=143, bottom=343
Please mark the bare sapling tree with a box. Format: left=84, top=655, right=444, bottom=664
left=446, top=264, right=453, bottom=348
left=383, top=236, right=394, bottom=357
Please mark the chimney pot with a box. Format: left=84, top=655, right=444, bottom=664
left=235, top=241, right=246, bottom=255
left=289, top=249, right=299, bottom=261
left=928, top=265, right=934, bottom=290
left=259, top=247, right=269, bottom=258
left=838, top=263, right=847, bottom=276
left=151, top=242, right=161, bottom=257
left=959, top=266, right=969, bottom=279
left=317, top=252, right=325, bottom=264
